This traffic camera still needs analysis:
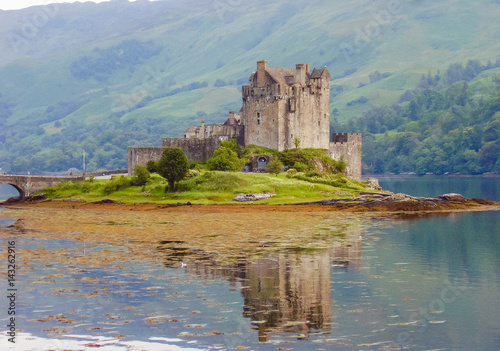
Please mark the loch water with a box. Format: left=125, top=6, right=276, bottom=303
left=0, top=176, right=499, bottom=350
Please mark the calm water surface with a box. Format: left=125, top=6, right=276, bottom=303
left=0, top=177, right=499, bottom=350
left=0, top=184, right=20, bottom=200
left=376, top=175, right=500, bottom=201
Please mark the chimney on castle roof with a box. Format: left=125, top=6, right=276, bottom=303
left=257, top=60, right=268, bottom=88
left=296, top=63, right=308, bottom=85
left=201, top=116, right=205, bottom=137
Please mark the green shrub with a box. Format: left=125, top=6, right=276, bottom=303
left=333, top=155, right=348, bottom=174
left=103, top=176, right=133, bottom=195
left=305, top=170, right=324, bottom=178
left=267, top=158, right=284, bottom=175
left=293, top=162, right=308, bottom=172
left=278, top=148, right=341, bottom=173
left=185, top=169, right=201, bottom=179
left=132, top=166, right=150, bottom=186
left=207, top=146, right=243, bottom=171
left=44, top=180, right=96, bottom=195
left=189, top=161, right=205, bottom=170
left=146, top=160, right=158, bottom=173
left=286, top=168, right=298, bottom=178
left=220, top=139, right=239, bottom=154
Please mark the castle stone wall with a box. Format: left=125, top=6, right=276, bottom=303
left=127, top=147, right=166, bottom=175
left=241, top=91, right=283, bottom=150
left=329, top=133, right=362, bottom=181
left=128, top=137, right=244, bottom=175
left=185, top=124, right=242, bottom=140
left=162, top=137, right=227, bottom=162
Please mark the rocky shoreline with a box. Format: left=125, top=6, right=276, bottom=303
left=1, top=191, right=498, bottom=213
left=297, top=192, right=498, bottom=211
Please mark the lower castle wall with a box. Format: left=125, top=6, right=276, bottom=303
left=128, top=134, right=363, bottom=181
left=329, top=133, right=362, bottom=181
left=162, top=137, right=224, bottom=162
left=127, top=147, right=166, bottom=175
left=128, top=136, right=245, bottom=175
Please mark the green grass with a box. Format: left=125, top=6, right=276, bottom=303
left=39, top=171, right=370, bottom=205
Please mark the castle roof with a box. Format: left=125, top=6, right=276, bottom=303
left=267, top=67, right=296, bottom=86
left=265, top=66, right=330, bottom=86
left=223, top=114, right=240, bottom=126
left=309, top=67, right=329, bottom=79
left=184, top=126, right=200, bottom=133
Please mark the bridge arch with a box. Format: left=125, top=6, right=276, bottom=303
left=0, top=183, right=24, bottom=199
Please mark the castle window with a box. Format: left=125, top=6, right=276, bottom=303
left=257, top=113, right=261, bottom=126
left=318, top=121, right=321, bottom=126
left=291, top=134, right=293, bottom=139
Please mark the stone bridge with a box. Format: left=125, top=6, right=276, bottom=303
left=0, top=175, right=84, bottom=199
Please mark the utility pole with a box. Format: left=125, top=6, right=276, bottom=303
left=83, top=149, right=86, bottom=180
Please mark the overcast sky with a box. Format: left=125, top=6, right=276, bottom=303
left=0, top=0, right=114, bottom=11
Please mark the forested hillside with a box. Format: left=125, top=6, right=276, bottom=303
left=334, top=62, right=500, bottom=174
left=0, top=0, right=499, bottom=174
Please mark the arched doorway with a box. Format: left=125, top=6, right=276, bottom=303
left=257, top=156, right=269, bottom=169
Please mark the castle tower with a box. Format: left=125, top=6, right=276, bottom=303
left=241, top=61, right=331, bottom=151
left=329, top=133, right=362, bottom=181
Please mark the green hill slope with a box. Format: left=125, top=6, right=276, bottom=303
left=0, top=0, right=499, bottom=173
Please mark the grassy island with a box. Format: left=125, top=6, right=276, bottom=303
left=38, top=144, right=373, bottom=205
left=39, top=170, right=371, bottom=205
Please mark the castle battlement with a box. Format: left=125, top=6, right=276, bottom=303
left=331, top=133, right=362, bottom=144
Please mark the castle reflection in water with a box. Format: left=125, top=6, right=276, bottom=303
left=157, top=226, right=362, bottom=342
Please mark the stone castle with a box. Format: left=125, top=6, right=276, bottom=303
left=128, top=60, right=362, bottom=180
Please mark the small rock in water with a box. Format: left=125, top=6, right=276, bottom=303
left=440, top=193, right=465, bottom=199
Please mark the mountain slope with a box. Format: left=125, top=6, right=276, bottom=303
left=0, top=0, right=499, bottom=173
